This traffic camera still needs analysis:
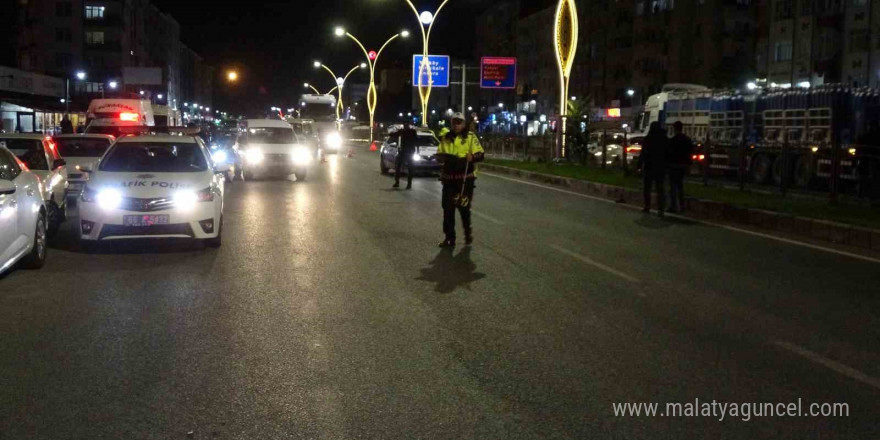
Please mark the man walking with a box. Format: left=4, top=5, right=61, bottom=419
left=667, top=121, right=694, bottom=213
left=393, top=121, right=418, bottom=189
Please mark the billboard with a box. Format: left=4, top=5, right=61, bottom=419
left=480, top=57, right=517, bottom=89
left=412, top=55, right=450, bottom=88
left=123, top=67, right=162, bottom=85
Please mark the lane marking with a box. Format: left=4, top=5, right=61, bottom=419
left=481, top=172, right=880, bottom=265
left=550, top=244, right=641, bottom=285
left=773, top=340, right=880, bottom=391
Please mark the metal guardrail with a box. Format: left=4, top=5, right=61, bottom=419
left=480, top=133, right=880, bottom=203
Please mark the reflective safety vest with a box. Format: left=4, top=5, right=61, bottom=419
left=437, top=129, right=484, bottom=158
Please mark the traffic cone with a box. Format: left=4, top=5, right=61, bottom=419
left=369, top=141, right=378, bottom=152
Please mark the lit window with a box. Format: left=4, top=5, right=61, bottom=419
left=85, top=5, right=105, bottom=19
left=85, top=31, right=105, bottom=45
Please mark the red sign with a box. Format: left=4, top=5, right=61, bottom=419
left=368, top=51, right=377, bottom=61
left=606, top=108, right=621, bottom=118
left=480, top=57, right=517, bottom=89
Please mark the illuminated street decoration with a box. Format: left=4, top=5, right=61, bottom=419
left=554, top=0, right=578, bottom=159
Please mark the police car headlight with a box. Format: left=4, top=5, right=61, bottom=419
left=96, top=188, right=123, bottom=210
left=325, top=132, right=342, bottom=149
left=246, top=148, right=264, bottom=164
left=291, top=147, right=312, bottom=165
left=212, top=150, right=228, bottom=164
left=412, top=153, right=422, bottom=162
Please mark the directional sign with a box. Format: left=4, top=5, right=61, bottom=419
left=412, top=55, right=450, bottom=88
left=480, top=57, right=517, bottom=89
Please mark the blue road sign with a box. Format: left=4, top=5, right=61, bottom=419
left=412, top=55, right=450, bottom=88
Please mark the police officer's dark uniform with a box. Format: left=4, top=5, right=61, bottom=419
left=667, top=121, right=694, bottom=212
left=437, top=113, right=485, bottom=247
left=393, top=122, right=419, bottom=189
left=638, top=122, right=669, bottom=216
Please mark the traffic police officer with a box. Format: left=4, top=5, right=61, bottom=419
left=437, top=112, right=484, bottom=247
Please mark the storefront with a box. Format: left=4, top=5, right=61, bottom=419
left=0, top=66, right=86, bottom=134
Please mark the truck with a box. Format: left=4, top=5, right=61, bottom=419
left=299, top=94, right=341, bottom=152
left=631, top=83, right=880, bottom=191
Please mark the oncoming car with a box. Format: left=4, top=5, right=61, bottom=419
left=78, top=135, right=225, bottom=247
left=238, top=119, right=312, bottom=181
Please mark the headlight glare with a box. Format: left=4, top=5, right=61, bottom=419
left=96, top=189, right=122, bottom=210
left=412, top=153, right=422, bottom=162
left=325, top=132, right=342, bottom=149
left=291, top=147, right=312, bottom=165
left=246, top=148, right=264, bottom=164
left=173, top=190, right=199, bottom=210
left=212, top=150, right=228, bottom=164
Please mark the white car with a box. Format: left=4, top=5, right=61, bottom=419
left=0, top=143, right=48, bottom=274
left=78, top=134, right=225, bottom=247
left=238, top=119, right=313, bottom=181
left=0, top=134, right=69, bottom=236
left=53, top=133, right=115, bottom=199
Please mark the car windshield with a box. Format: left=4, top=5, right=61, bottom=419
left=99, top=142, right=208, bottom=172
left=245, top=127, right=294, bottom=144
left=56, top=138, right=112, bottom=157
left=1, top=138, right=48, bottom=170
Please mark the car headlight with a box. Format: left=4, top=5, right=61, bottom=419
left=325, top=132, right=342, bottom=149
left=96, top=188, right=122, bottom=211
left=212, top=150, right=228, bottom=164
left=173, top=187, right=213, bottom=210
left=245, top=148, right=264, bottom=164
left=291, top=146, right=312, bottom=165
left=412, top=153, right=422, bottom=162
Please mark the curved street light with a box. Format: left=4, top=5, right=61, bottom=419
left=404, top=0, right=451, bottom=127
left=314, top=61, right=366, bottom=129
left=335, top=26, right=409, bottom=143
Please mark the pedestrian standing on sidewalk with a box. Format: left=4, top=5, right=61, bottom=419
left=638, top=122, right=669, bottom=216
left=667, top=121, right=694, bottom=213
left=436, top=112, right=485, bottom=247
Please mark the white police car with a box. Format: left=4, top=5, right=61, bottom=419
left=78, top=134, right=225, bottom=247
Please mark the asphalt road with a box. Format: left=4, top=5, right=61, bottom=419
left=1, top=146, right=878, bottom=439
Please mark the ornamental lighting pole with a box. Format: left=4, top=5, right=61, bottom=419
left=554, top=0, right=579, bottom=160
left=313, top=61, right=366, bottom=129
left=335, top=27, right=409, bottom=144
left=404, top=0, right=451, bottom=127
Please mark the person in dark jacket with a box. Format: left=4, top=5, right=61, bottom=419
left=666, top=121, right=694, bottom=212
left=638, top=122, right=668, bottom=216
left=393, top=121, right=419, bottom=189
left=60, top=117, right=74, bottom=134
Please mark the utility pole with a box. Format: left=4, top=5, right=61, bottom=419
left=451, top=64, right=480, bottom=114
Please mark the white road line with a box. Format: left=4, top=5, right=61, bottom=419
left=773, top=340, right=880, bottom=391
left=472, top=210, right=504, bottom=225
left=481, top=171, right=880, bottom=265
left=550, top=244, right=641, bottom=285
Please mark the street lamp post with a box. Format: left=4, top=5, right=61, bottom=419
left=314, top=61, right=365, bottom=129
left=335, top=27, right=409, bottom=144
left=553, top=0, right=579, bottom=160
left=404, top=0, right=451, bottom=127
left=66, top=70, right=87, bottom=116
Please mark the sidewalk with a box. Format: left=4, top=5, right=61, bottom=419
left=481, top=159, right=880, bottom=252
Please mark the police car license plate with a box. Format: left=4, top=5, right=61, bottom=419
left=123, top=215, right=170, bottom=226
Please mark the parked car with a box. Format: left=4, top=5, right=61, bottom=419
left=379, top=130, right=441, bottom=175
left=0, top=142, right=48, bottom=274
left=53, top=133, right=116, bottom=200
left=0, top=134, right=69, bottom=236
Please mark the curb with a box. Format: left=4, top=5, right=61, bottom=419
left=480, top=163, right=880, bottom=252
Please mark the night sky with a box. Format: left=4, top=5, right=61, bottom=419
left=151, top=0, right=495, bottom=114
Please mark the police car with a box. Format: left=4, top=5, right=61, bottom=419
left=78, top=134, right=225, bottom=247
